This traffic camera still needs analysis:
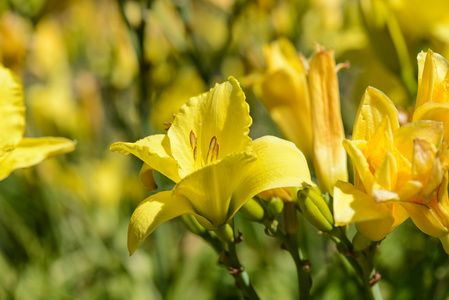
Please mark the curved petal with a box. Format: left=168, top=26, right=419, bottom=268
left=400, top=202, right=448, bottom=237
left=413, top=102, right=449, bottom=143
left=230, top=136, right=312, bottom=219
left=394, top=120, right=443, bottom=162
left=352, top=87, right=399, bottom=141
left=343, top=139, right=374, bottom=192
left=168, top=77, right=253, bottom=175
left=440, top=234, right=449, bottom=254
left=0, top=137, right=75, bottom=181
left=110, top=134, right=181, bottom=183
left=128, top=191, right=195, bottom=255
left=355, top=218, right=394, bottom=241
left=172, top=152, right=257, bottom=230
left=0, top=65, right=25, bottom=155
left=333, top=180, right=391, bottom=226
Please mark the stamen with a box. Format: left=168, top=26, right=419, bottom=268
left=190, top=130, right=197, bottom=161
left=206, top=136, right=219, bottom=163
left=163, top=122, right=172, bottom=131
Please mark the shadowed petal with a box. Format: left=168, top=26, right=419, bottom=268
left=128, top=191, right=195, bottom=255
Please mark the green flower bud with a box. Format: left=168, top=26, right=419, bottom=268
left=180, top=215, right=206, bottom=236
left=214, top=223, right=234, bottom=243
left=268, top=196, right=285, bottom=219
left=239, top=198, right=265, bottom=222
left=297, top=185, right=333, bottom=232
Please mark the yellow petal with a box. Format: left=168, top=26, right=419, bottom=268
left=355, top=218, right=394, bottom=242
left=352, top=87, right=399, bottom=141
left=231, top=136, right=312, bottom=217
left=394, top=120, right=443, bottom=162
left=110, top=134, right=181, bottom=183
left=128, top=191, right=195, bottom=255
left=413, top=102, right=449, bottom=143
left=172, top=152, right=256, bottom=230
left=374, top=151, right=397, bottom=192
left=259, top=39, right=313, bottom=161
left=343, top=139, right=374, bottom=192
left=416, top=50, right=449, bottom=108
left=364, top=117, right=395, bottom=171
left=440, top=234, right=449, bottom=254
left=412, top=139, right=438, bottom=196
left=167, top=77, right=253, bottom=175
left=400, top=201, right=448, bottom=237
left=0, top=137, right=75, bottom=181
left=0, top=65, right=25, bottom=155
left=308, top=47, right=347, bottom=194
left=333, top=180, right=390, bottom=226
left=139, top=163, right=157, bottom=192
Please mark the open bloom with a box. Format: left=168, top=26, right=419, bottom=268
left=111, top=77, right=312, bottom=255
left=257, top=40, right=347, bottom=195
left=0, top=65, right=75, bottom=181
left=334, top=81, right=449, bottom=252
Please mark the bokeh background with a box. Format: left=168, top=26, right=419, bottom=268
left=1, top=0, right=449, bottom=299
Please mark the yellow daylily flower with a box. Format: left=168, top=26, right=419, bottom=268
left=413, top=50, right=449, bottom=142
left=256, top=38, right=313, bottom=162
left=0, top=65, right=75, bottom=181
left=257, top=40, right=347, bottom=195
left=111, top=77, right=312, bottom=255
left=308, top=45, right=348, bottom=195
left=334, top=85, right=449, bottom=252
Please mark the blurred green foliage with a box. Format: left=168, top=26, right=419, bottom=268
left=1, top=0, right=449, bottom=299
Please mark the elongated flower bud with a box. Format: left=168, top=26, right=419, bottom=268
left=297, top=185, right=333, bottom=232
left=308, top=45, right=348, bottom=195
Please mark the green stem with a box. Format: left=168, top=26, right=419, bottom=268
left=182, top=218, right=260, bottom=300
left=225, top=235, right=261, bottom=300
left=263, top=218, right=311, bottom=299
left=329, top=227, right=382, bottom=300
left=285, top=234, right=311, bottom=300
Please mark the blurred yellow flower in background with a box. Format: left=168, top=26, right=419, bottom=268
left=257, top=40, right=347, bottom=195
left=111, top=77, right=312, bottom=255
left=0, top=65, right=75, bottom=181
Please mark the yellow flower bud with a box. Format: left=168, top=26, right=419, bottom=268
left=308, top=45, right=348, bottom=195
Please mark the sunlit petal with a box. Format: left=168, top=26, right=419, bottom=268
left=168, top=77, right=253, bottom=175
left=413, top=102, right=449, bottom=143
left=352, top=87, right=399, bottom=141
left=343, top=139, right=374, bottom=192
left=0, top=65, right=25, bottom=155
left=394, top=120, right=443, bottom=161
left=0, top=137, right=75, bottom=180
left=110, top=134, right=181, bottom=183
left=333, top=180, right=391, bottom=226
left=230, top=136, right=312, bottom=218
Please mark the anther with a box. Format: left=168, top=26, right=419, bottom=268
left=163, top=122, right=172, bottom=131
left=206, top=136, right=219, bottom=163
left=190, top=130, right=197, bottom=161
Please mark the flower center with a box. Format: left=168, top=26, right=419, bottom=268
left=189, top=130, right=220, bottom=168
